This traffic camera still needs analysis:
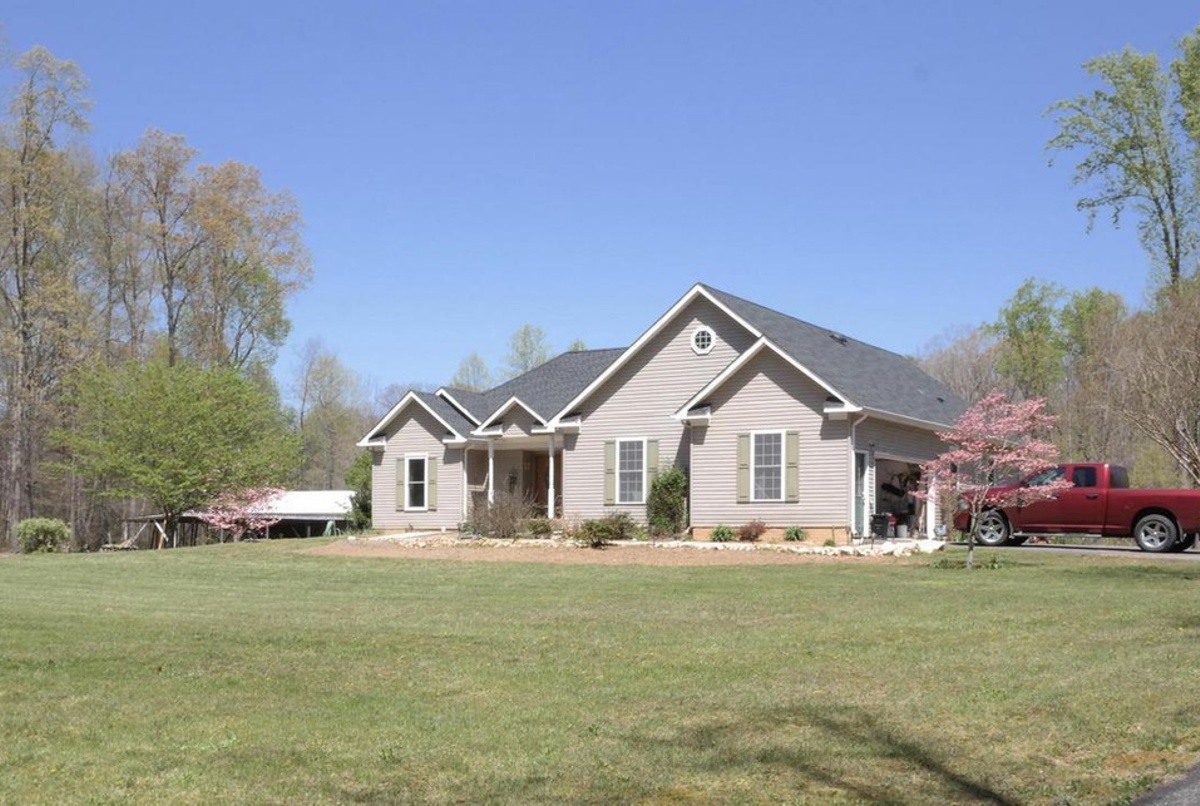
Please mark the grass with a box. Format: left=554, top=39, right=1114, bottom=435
left=4, top=542, right=1200, bottom=805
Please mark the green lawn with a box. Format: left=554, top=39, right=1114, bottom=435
left=3, top=542, right=1199, bottom=805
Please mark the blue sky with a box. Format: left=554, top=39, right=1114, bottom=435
left=4, top=1, right=1197, bottom=398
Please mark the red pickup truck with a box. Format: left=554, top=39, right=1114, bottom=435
left=954, top=463, right=1200, bottom=553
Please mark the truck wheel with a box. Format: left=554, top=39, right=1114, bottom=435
left=1133, top=514, right=1178, bottom=553
left=1170, top=534, right=1197, bottom=552
left=974, top=511, right=1010, bottom=547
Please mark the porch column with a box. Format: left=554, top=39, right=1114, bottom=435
left=926, top=474, right=936, bottom=537
left=462, top=446, right=470, bottom=522
left=487, top=440, right=495, bottom=505
left=547, top=435, right=556, bottom=520
left=926, top=475, right=937, bottom=539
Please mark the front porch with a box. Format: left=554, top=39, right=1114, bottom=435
left=465, top=435, right=564, bottom=520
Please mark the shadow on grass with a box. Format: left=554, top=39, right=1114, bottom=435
left=625, top=702, right=1018, bottom=806
left=323, top=701, right=1019, bottom=805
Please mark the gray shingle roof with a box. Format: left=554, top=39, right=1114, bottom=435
left=702, top=285, right=967, bottom=427
left=446, top=348, right=625, bottom=426
left=367, top=286, right=965, bottom=445
left=437, top=388, right=487, bottom=423
left=412, top=390, right=477, bottom=437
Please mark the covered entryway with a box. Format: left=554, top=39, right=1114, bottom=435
left=466, top=434, right=567, bottom=520
left=523, top=450, right=563, bottom=517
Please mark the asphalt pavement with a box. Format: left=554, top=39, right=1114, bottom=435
left=962, top=541, right=1200, bottom=561
left=1132, top=762, right=1200, bottom=805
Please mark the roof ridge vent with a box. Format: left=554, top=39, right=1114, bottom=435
left=829, top=331, right=848, bottom=345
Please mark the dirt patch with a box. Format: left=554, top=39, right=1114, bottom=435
left=304, top=537, right=899, bottom=566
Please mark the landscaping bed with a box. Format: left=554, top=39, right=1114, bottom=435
left=306, top=533, right=944, bottom=565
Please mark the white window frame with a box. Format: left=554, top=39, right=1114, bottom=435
left=751, top=430, right=785, bottom=502
left=616, top=438, right=647, bottom=505
left=691, top=326, right=715, bottom=355
left=405, top=453, right=429, bottom=511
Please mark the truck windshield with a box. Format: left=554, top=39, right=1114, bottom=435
left=1026, top=467, right=1065, bottom=486
left=1109, top=466, right=1130, bottom=489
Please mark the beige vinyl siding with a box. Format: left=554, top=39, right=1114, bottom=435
left=562, top=296, right=757, bottom=521
left=372, top=406, right=463, bottom=530
left=691, top=349, right=849, bottom=528
left=491, top=449, right=526, bottom=498
left=464, top=447, right=524, bottom=491
left=856, top=419, right=946, bottom=462
left=462, top=446, right=525, bottom=520
left=500, top=406, right=541, bottom=439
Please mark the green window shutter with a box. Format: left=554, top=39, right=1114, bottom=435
left=647, top=440, right=660, bottom=489
left=785, top=431, right=800, bottom=503
left=736, top=433, right=750, bottom=503
left=428, top=457, right=438, bottom=511
left=604, top=440, right=616, bottom=505
left=396, top=458, right=405, bottom=511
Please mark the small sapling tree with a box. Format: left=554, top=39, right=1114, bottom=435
left=197, top=487, right=285, bottom=542
left=919, top=391, right=1071, bottom=568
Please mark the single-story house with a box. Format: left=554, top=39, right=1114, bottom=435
left=358, top=284, right=966, bottom=541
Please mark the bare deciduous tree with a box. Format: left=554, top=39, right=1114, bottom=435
left=450, top=352, right=491, bottom=391
left=0, top=47, right=92, bottom=545
left=917, top=325, right=1002, bottom=405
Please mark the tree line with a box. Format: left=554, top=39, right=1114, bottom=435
left=0, top=40, right=593, bottom=549
left=920, top=22, right=1200, bottom=487
left=0, top=44, right=330, bottom=547
left=449, top=324, right=587, bottom=391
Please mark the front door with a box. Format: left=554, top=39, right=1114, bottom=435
left=523, top=451, right=563, bottom=516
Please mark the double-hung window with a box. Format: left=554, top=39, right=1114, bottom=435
left=617, top=439, right=646, bottom=504
left=406, top=455, right=428, bottom=510
left=752, top=431, right=783, bottom=502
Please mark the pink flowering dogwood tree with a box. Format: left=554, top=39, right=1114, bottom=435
left=919, top=391, right=1071, bottom=568
left=197, top=487, right=285, bottom=542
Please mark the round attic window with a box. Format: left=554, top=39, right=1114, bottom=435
left=692, top=326, right=714, bottom=355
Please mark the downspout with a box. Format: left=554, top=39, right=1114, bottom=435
left=849, top=414, right=867, bottom=538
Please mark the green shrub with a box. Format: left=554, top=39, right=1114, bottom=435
left=737, top=519, right=767, bottom=542
left=823, top=538, right=837, bottom=547
left=344, top=451, right=373, bottom=531
left=784, top=526, right=807, bottom=542
left=647, top=466, right=688, bottom=538
left=525, top=517, right=554, bottom=538
left=17, top=518, right=71, bottom=553
left=710, top=525, right=735, bottom=542
left=576, top=520, right=608, bottom=548
left=577, top=512, right=637, bottom=548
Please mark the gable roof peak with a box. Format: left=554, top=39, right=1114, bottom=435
left=695, top=284, right=966, bottom=425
